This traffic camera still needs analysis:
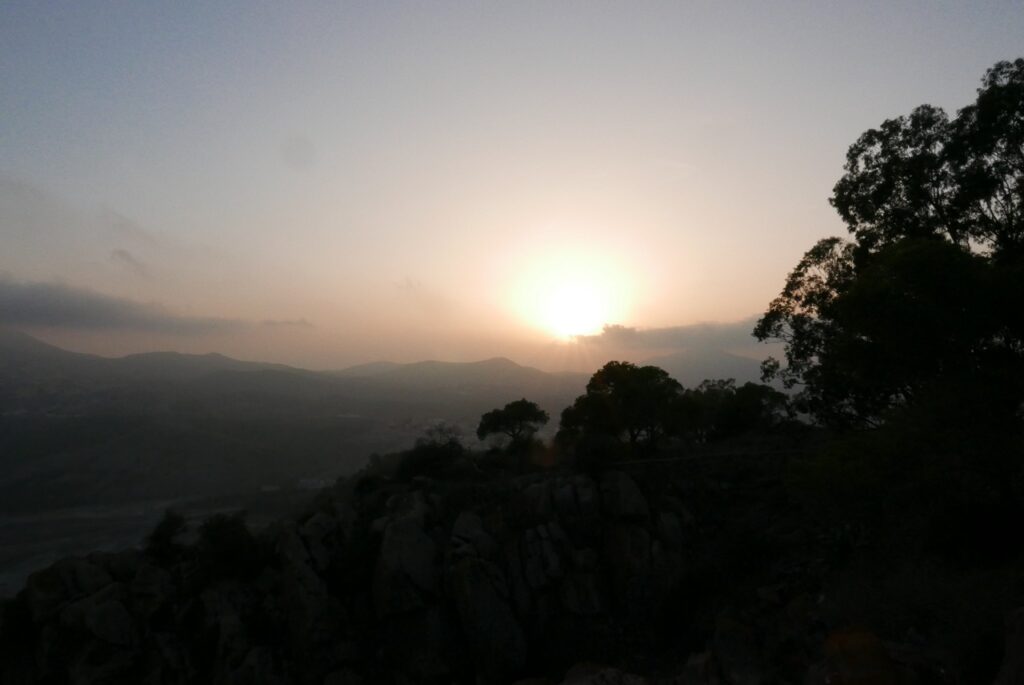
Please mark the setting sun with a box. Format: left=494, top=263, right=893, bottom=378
left=540, top=281, right=610, bottom=338
left=507, top=247, right=631, bottom=339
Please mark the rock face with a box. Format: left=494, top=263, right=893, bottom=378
left=994, top=608, right=1024, bottom=685
left=0, top=458, right=966, bottom=684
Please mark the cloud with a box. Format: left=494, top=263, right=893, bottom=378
left=576, top=317, right=761, bottom=351
left=109, top=248, right=150, bottom=277
left=261, top=318, right=313, bottom=328
left=395, top=277, right=451, bottom=316
left=0, top=277, right=250, bottom=334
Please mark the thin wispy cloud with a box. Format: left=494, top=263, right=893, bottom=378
left=109, top=248, right=149, bottom=278
left=261, top=318, right=313, bottom=328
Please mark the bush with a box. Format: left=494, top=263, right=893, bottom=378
left=145, top=509, right=187, bottom=565
left=197, top=512, right=264, bottom=580
left=394, top=422, right=471, bottom=480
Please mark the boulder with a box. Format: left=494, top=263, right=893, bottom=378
left=451, top=511, right=498, bottom=560
left=561, top=663, right=648, bottom=684
left=300, top=512, right=338, bottom=573
left=23, top=558, right=113, bottom=623
left=130, top=562, right=172, bottom=620
left=325, top=668, right=365, bottom=685
left=675, top=651, right=719, bottom=685
left=66, top=640, right=137, bottom=685
left=85, top=598, right=136, bottom=647
left=714, top=615, right=763, bottom=685
left=604, top=525, right=651, bottom=583
left=820, top=629, right=897, bottom=685
left=88, top=549, right=140, bottom=583
left=559, top=572, right=605, bottom=616
left=373, top=515, right=438, bottom=617
left=379, top=607, right=453, bottom=682
left=518, top=525, right=565, bottom=590
left=994, top=608, right=1024, bottom=685
left=600, top=472, right=649, bottom=521
left=449, top=555, right=527, bottom=679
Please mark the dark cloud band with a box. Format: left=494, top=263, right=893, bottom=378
left=0, top=278, right=310, bottom=334
left=576, top=318, right=760, bottom=351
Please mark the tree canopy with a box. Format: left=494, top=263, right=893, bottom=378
left=756, top=59, right=1024, bottom=428
left=476, top=398, right=549, bottom=445
left=557, top=361, right=682, bottom=449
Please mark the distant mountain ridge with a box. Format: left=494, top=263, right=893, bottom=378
left=0, top=330, right=586, bottom=420
left=0, top=330, right=767, bottom=416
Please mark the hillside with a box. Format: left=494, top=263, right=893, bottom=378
left=1, top=443, right=1019, bottom=684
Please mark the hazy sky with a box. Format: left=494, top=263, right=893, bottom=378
left=2, top=2, right=1022, bottom=369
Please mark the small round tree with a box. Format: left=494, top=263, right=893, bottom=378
left=557, top=361, right=682, bottom=450
left=476, top=398, right=550, bottom=447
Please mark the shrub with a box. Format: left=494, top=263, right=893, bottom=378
left=145, top=509, right=187, bottom=565
left=197, top=512, right=264, bottom=580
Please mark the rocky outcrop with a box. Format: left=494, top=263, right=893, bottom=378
left=994, top=608, right=1024, bottom=685
left=0, top=457, right=971, bottom=684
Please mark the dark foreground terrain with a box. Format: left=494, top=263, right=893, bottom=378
left=2, top=437, right=1022, bottom=684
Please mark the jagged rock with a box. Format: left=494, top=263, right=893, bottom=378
left=604, top=524, right=651, bottom=582
left=505, top=537, right=534, bottom=618
left=561, top=663, right=648, bottom=684
left=572, top=476, right=600, bottom=519
left=714, top=615, right=763, bottom=685
left=451, top=510, right=498, bottom=560
left=67, top=640, right=137, bottom=684
left=649, top=540, right=684, bottom=601
left=275, top=524, right=340, bottom=659
left=228, top=646, right=287, bottom=684
left=518, top=525, right=565, bottom=590
left=655, top=511, right=686, bottom=549
left=518, top=481, right=555, bottom=524
left=559, top=572, right=605, bottom=616
left=600, top=472, right=649, bottom=521
left=555, top=480, right=579, bottom=517
left=373, top=513, right=438, bottom=616
left=572, top=547, right=599, bottom=571
left=379, top=607, right=453, bottom=682
left=301, top=512, right=338, bottom=573
left=131, top=562, right=172, bottom=620
left=675, top=651, right=720, bottom=685
left=60, top=581, right=118, bottom=629
left=325, top=668, right=364, bottom=685
left=89, top=549, right=140, bottom=583
left=200, top=590, right=248, bottom=674
left=146, top=631, right=192, bottom=684
left=0, top=452, right=978, bottom=685
left=814, top=629, right=904, bottom=685
left=23, top=558, right=113, bottom=623
left=994, top=607, right=1024, bottom=685
left=449, top=555, right=527, bottom=678
left=86, top=598, right=136, bottom=646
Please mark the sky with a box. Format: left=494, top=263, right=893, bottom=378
left=2, top=1, right=1022, bottom=370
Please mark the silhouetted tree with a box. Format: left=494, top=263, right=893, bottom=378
left=558, top=361, right=682, bottom=450
left=145, top=509, right=187, bottom=565
left=417, top=421, right=464, bottom=450
left=197, top=512, right=263, bottom=580
left=395, top=422, right=467, bottom=480
left=674, top=379, right=790, bottom=442
left=476, top=398, right=549, bottom=446
left=756, top=59, right=1024, bottom=427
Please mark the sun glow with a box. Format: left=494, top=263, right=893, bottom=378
left=539, top=281, right=610, bottom=338
left=508, top=248, right=631, bottom=340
